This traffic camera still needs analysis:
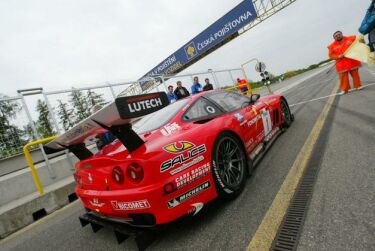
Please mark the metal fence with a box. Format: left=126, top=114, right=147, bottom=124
left=0, top=68, right=245, bottom=165
left=0, top=96, right=29, bottom=160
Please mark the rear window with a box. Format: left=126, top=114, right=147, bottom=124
left=133, top=98, right=190, bottom=133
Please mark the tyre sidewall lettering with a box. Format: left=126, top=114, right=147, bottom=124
left=212, top=158, right=234, bottom=194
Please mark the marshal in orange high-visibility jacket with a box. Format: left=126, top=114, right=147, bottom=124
left=328, top=31, right=363, bottom=94
left=236, top=78, right=249, bottom=94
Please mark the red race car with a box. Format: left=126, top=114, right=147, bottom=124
left=45, top=90, right=293, bottom=227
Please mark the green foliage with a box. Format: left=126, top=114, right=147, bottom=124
left=0, top=94, right=26, bottom=159
left=57, top=100, right=75, bottom=131
left=23, top=123, right=36, bottom=141
left=269, top=58, right=332, bottom=83
left=86, top=90, right=107, bottom=109
left=69, top=89, right=90, bottom=123
left=36, top=99, right=55, bottom=138
left=68, top=89, right=107, bottom=124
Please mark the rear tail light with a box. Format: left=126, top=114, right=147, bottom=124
left=126, top=163, right=144, bottom=184
left=112, top=166, right=124, bottom=184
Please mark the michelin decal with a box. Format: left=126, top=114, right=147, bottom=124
left=167, top=181, right=210, bottom=208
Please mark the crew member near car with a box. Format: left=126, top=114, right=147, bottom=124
left=359, top=0, right=375, bottom=51
left=91, top=105, right=116, bottom=150
left=236, top=78, right=249, bottom=94
left=174, top=81, right=190, bottom=99
left=191, top=76, right=203, bottom=94
left=203, top=78, right=214, bottom=91
left=166, top=85, right=178, bottom=103
left=328, top=31, right=362, bottom=95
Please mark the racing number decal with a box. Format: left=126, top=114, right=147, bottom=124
left=260, top=109, right=272, bottom=137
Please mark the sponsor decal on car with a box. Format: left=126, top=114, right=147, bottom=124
left=82, top=164, right=92, bottom=169
left=240, top=120, right=248, bottom=126
left=234, top=113, right=244, bottom=122
left=170, top=155, right=204, bottom=175
left=161, top=144, right=206, bottom=173
left=261, top=101, right=270, bottom=106
left=111, top=199, right=151, bottom=211
left=163, top=163, right=211, bottom=195
left=261, top=108, right=272, bottom=136
left=188, top=202, right=204, bottom=216
left=167, top=181, right=210, bottom=208
left=206, top=106, right=216, bottom=114
left=83, top=190, right=101, bottom=196
left=264, top=127, right=280, bottom=142
left=247, top=114, right=261, bottom=128
left=128, top=97, right=163, bottom=113
left=160, top=122, right=181, bottom=136
left=163, top=141, right=195, bottom=154
left=89, top=198, right=105, bottom=208
left=65, top=123, right=96, bottom=141
left=175, top=163, right=210, bottom=187
left=256, top=131, right=264, bottom=142
left=245, top=138, right=254, bottom=149
left=115, top=92, right=169, bottom=119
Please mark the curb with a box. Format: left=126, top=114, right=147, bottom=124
left=0, top=180, right=76, bottom=239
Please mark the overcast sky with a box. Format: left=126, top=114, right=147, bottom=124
left=0, top=0, right=370, bottom=97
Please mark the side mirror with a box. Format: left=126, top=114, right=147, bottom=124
left=250, top=94, right=260, bottom=103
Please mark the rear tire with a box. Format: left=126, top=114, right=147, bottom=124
left=211, top=132, right=247, bottom=200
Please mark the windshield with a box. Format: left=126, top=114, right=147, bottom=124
left=133, top=98, right=190, bottom=133
left=207, top=91, right=250, bottom=112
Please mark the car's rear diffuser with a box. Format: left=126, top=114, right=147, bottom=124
left=78, top=212, right=157, bottom=251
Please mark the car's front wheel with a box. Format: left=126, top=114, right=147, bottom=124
left=211, top=132, right=247, bottom=200
left=280, top=98, right=293, bottom=128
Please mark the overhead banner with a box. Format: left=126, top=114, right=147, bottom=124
left=139, top=0, right=257, bottom=91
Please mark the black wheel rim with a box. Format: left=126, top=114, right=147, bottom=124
left=281, top=101, right=291, bottom=123
left=216, top=137, right=245, bottom=188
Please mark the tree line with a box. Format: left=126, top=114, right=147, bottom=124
left=0, top=90, right=107, bottom=159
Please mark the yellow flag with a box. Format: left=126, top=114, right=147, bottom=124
left=344, top=36, right=375, bottom=65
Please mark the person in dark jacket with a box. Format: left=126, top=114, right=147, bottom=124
left=174, top=81, right=190, bottom=99
left=203, top=78, right=214, bottom=91
left=359, top=0, right=375, bottom=51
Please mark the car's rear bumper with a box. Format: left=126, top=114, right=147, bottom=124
left=76, top=175, right=217, bottom=225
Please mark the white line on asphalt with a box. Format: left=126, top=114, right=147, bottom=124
left=289, top=82, right=375, bottom=107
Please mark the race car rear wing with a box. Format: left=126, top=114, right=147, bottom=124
left=44, top=92, right=169, bottom=160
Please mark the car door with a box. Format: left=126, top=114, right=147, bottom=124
left=250, top=99, right=273, bottom=143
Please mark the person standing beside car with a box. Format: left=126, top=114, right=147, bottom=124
left=359, top=0, right=375, bottom=51
left=91, top=105, right=116, bottom=150
left=191, top=76, right=203, bottom=94
left=236, top=78, right=248, bottom=94
left=174, top=81, right=190, bottom=100
left=166, top=85, right=178, bottom=103
left=203, top=78, right=214, bottom=91
left=328, top=31, right=363, bottom=95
